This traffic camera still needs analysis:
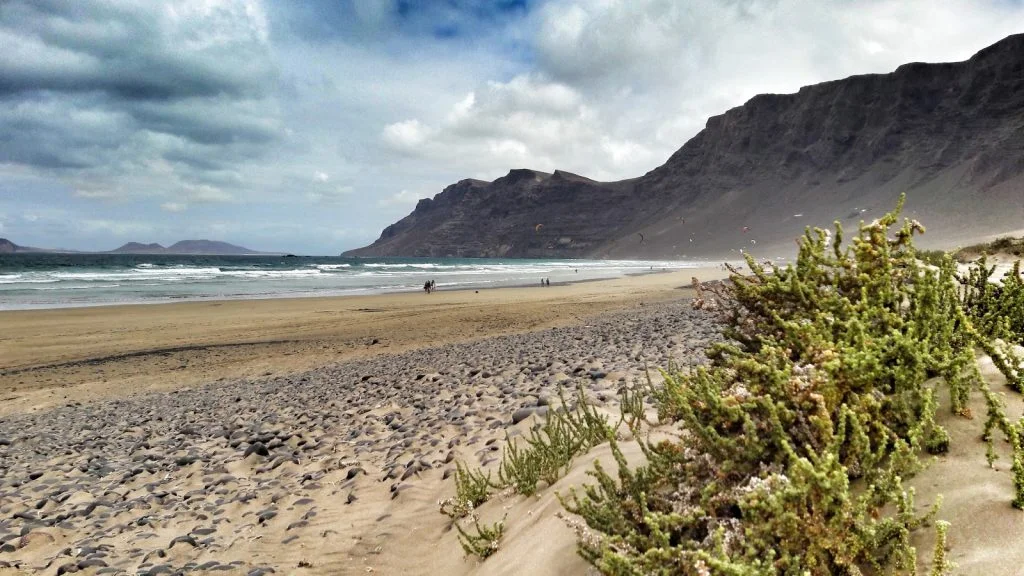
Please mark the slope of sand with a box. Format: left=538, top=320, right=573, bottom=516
left=1, top=267, right=1022, bottom=575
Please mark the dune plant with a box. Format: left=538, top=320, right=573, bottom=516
left=497, top=387, right=615, bottom=496
left=456, top=514, right=506, bottom=560
left=561, top=196, right=1024, bottom=574
left=930, top=520, right=952, bottom=576
left=960, top=257, right=1024, bottom=346
left=439, top=461, right=493, bottom=519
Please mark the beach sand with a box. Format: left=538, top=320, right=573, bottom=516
left=0, top=268, right=724, bottom=418
left=1, top=266, right=1022, bottom=575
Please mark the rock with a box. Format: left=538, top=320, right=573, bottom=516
left=175, top=455, right=199, bottom=466
left=244, top=442, right=270, bottom=458
left=168, top=534, right=198, bottom=548
left=511, top=406, right=549, bottom=424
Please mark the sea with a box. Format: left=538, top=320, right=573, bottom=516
left=0, top=253, right=709, bottom=310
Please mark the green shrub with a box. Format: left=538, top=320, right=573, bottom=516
left=439, top=461, right=493, bottom=519
left=563, top=196, right=1024, bottom=574
left=456, top=514, right=506, bottom=560
left=498, top=387, right=615, bottom=496
left=960, top=258, right=1024, bottom=350
left=930, top=520, right=952, bottom=575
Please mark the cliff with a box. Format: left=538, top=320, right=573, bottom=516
left=346, top=34, right=1024, bottom=259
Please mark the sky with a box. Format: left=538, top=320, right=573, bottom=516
left=1, top=1, right=1023, bottom=254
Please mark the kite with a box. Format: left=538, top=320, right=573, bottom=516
left=534, top=224, right=543, bottom=233
left=638, top=233, right=645, bottom=244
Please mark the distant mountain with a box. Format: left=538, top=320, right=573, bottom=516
left=0, top=238, right=20, bottom=254
left=110, top=240, right=268, bottom=255
left=110, top=242, right=167, bottom=254
left=0, top=238, right=48, bottom=253
left=1, top=238, right=274, bottom=255
left=346, top=34, right=1024, bottom=259
left=165, top=240, right=265, bottom=255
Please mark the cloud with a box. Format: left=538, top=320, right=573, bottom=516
left=79, top=219, right=155, bottom=237
left=2, top=0, right=1023, bottom=255
left=382, top=119, right=433, bottom=150
left=0, top=0, right=280, bottom=205
left=0, top=1, right=273, bottom=100
left=379, top=73, right=661, bottom=180
left=307, top=185, right=354, bottom=205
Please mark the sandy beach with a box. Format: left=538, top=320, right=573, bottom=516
left=0, top=269, right=723, bottom=575
left=0, top=269, right=724, bottom=418
left=1, top=266, right=1022, bottom=575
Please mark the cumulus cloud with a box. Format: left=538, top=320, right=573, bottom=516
left=382, top=119, right=433, bottom=151
left=380, top=74, right=661, bottom=180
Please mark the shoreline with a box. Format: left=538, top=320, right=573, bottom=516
left=0, top=267, right=727, bottom=417
left=0, top=265, right=694, bottom=313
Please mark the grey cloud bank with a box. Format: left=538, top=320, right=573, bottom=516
left=1, top=0, right=1023, bottom=254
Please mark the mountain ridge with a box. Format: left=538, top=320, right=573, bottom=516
left=346, top=33, right=1024, bottom=259
left=0, top=238, right=275, bottom=255
left=110, top=240, right=270, bottom=255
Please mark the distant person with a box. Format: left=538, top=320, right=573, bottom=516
left=430, top=279, right=436, bottom=292
left=424, top=280, right=431, bottom=294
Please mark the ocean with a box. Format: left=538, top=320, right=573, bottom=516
left=0, top=253, right=708, bottom=310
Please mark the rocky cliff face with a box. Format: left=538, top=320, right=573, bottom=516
left=346, top=34, right=1024, bottom=259
left=351, top=170, right=639, bottom=258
